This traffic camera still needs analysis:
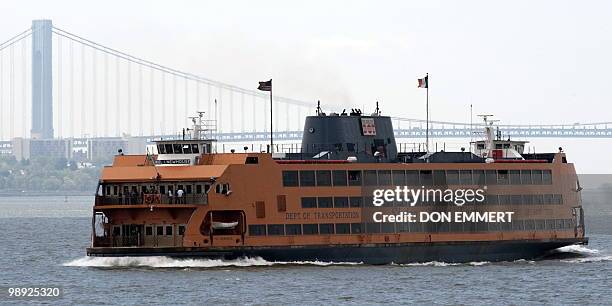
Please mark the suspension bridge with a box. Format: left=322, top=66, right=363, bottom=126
left=0, top=19, right=611, bottom=147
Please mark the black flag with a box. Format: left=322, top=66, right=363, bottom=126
left=258, top=79, right=272, bottom=91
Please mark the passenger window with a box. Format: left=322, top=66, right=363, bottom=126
left=166, top=225, right=173, bottom=236
left=381, top=223, right=395, bottom=233
left=165, top=144, right=173, bottom=154
left=246, top=157, right=259, bottom=164
left=364, top=170, right=377, bottom=186
left=285, top=224, right=302, bottom=235
left=406, top=170, right=419, bottom=185
left=182, top=144, right=193, bottom=154
left=333, top=197, right=349, bottom=208
left=473, top=170, right=485, bottom=185
left=378, top=170, right=391, bottom=186
left=544, top=194, right=554, bottom=204
left=196, top=184, right=202, bottom=194
left=282, top=171, right=299, bottom=187
left=191, top=144, right=199, bottom=154
left=419, top=170, right=433, bottom=186
left=178, top=225, right=185, bottom=235
left=521, top=170, right=532, bottom=184
left=145, top=226, right=153, bottom=236
left=299, top=171, right=316, bottom=186
left=349, top=197, right=363, bottom=208
left=366, top=223, right=381, bottom=233
left=332, top=170, right=347, bottom=186
left=392, top=170, right=406, bottom=185
left=459, top=170, right=473, bottom=185
left=249, top=225, right=266, bottom=236
left=532, top=170, right=543, bottom=184
left=335, top=223, right=350, bottom=234
left=350, top=223, right=362, bottom=234
left=320, top=224, right=334, bottom=234
left=497, top=170, right=509, bottom=185
left=446, top=170, right=460, bottom=185
left=509, top=170, right=521, bottom=184
left=267, top=224, right=285, bottom=236
left=485, top=170, right=497, bottom=185
left=301, top=197, right=317, bottom=208
left=173, top=144, right=183, bottom=154
left=316, top=170, right=332, bottom=186
left=158, top=144, right=166, bottom=154
left=348, top=170, right=362, bottom=186
left=318, top=197, right=332, bottom=208
left=303, top=224, right=319, bottom=235
left=433, top=170, right=446, bottom=185
left=156, top=226, right=164, bottom=236
left=542, top=170, right=552, bottom=184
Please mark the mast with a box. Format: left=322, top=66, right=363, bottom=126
left=270, top=80, right=273, bottom=152
left=426, top=73, right=429, bottom=152
left=470, top=103, right=473, bottom=144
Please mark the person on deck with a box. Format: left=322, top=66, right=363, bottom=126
left=177, top=188, right=184, bottom=204
left=167, top=189, right=174, bottom=204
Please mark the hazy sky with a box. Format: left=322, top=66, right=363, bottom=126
left=1, top=0, right=611, bottom=172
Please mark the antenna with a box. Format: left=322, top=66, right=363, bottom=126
left=477, top=114, right=495, bottom=124
left=470, top=104, right=473, bottom=145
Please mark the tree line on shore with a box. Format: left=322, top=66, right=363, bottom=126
left=0, top=156, right=110, bottom=192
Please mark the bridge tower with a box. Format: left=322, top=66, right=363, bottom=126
left=31, top=19, right=53, bottom=139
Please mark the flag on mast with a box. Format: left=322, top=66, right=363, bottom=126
left=258, top=80, right=272, bottom=91
left=258, top=79, right=274, bottom=152
left=417, top=75, right=428, bottom=88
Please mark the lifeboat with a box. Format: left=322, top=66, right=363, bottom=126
left=211, top=221, right=239, bottom=229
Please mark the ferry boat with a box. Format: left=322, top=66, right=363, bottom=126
left=87, top=107, right=587, bottom=264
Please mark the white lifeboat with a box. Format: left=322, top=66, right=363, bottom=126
left=212, top=221, right=239, bottom=229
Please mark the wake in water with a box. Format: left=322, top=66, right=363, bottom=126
left=391, top=261, right=490, bottom=267
left=550, top=244, right=612, bottom=263
left=63, top=245, right=608, bottom=268
left=63, top=256, right=361, bottom=268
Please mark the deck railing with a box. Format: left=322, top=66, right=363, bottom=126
left=95, top=194, right=208, bottom=206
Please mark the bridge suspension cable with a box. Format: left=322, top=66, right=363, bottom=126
left=0, top=28, right=31, bottom=52
left=51, top=26, right=319, bottom=108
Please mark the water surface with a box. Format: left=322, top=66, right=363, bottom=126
left=0, top=195, right=610, bottom=305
